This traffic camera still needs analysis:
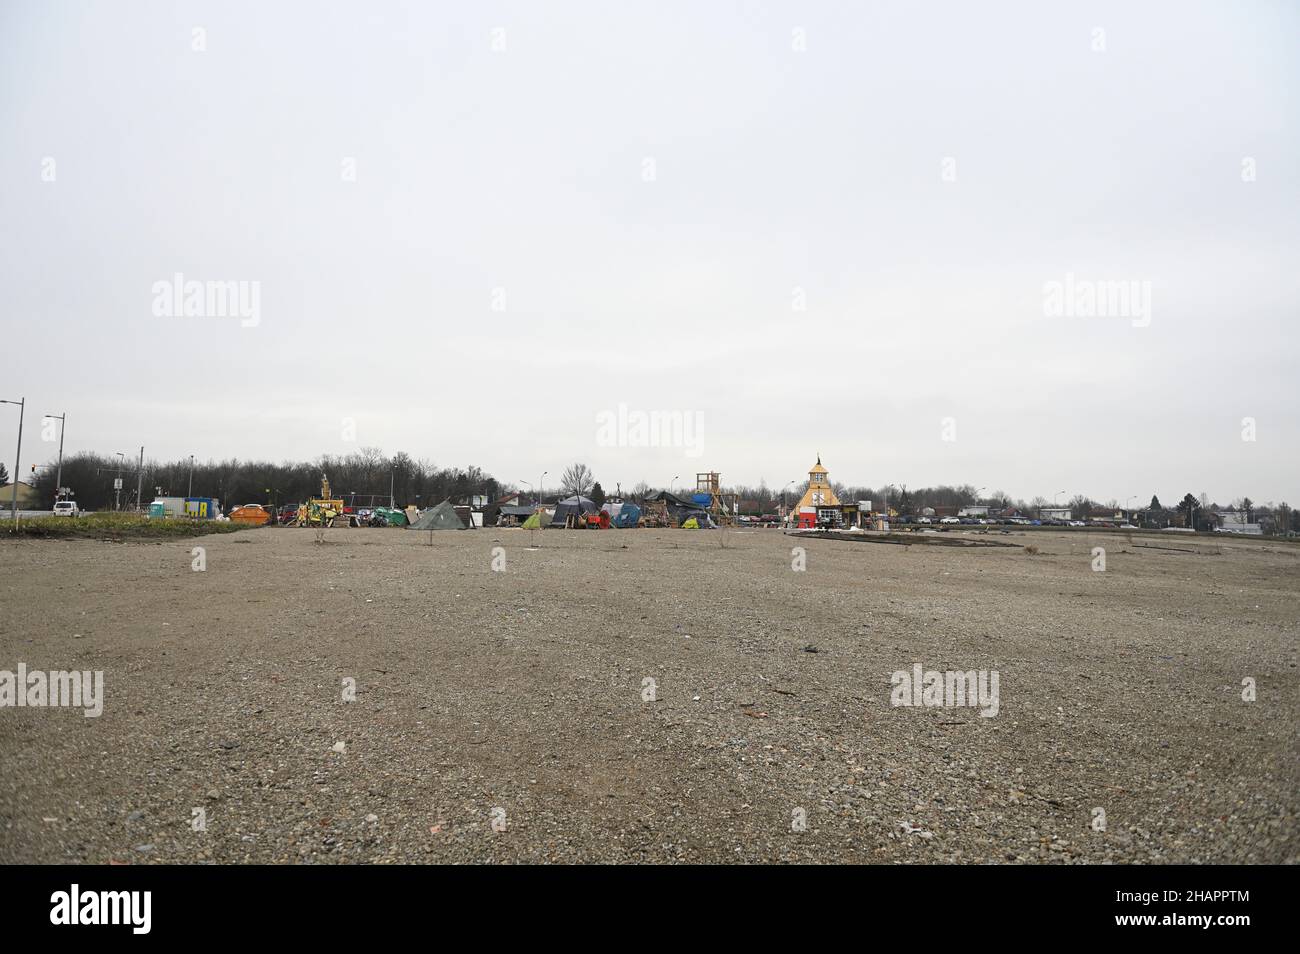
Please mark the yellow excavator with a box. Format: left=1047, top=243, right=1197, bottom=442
left=292, top=474, right=347, bottom=527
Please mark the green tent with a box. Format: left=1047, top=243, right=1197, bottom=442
left=408, top=500, right=466, bottom=530
left=521, top=507, right=552, bottom=530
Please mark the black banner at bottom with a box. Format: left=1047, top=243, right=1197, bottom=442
left=0, top=863, right=1281, bottom=940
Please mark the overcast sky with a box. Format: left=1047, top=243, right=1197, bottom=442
left=2, top=1, right=1296, bottom=503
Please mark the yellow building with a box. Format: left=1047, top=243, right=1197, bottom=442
left=1, top=481, right=40, bottom=510
left=792, top=456, right=839, bottom=528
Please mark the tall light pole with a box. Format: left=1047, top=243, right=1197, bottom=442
left=672, top=475, right=680, bottom=497
left=135, top=447, right=144, bottom=512
left=519, top=480, right=533, bottom=506
left=539, top=471, right=547, bottom=508
left=45, top=411, right=66, bottom=500
left=1, top=397, right=24, bottom=523
left=783, top=479, right=795, bottom=527
left=114, top=452, right=125, bottom=511
left=188, top=455, right=195, bottom=497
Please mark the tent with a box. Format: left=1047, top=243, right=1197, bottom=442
left=681, top=510, right=716, bottom=529
left=408, top=500, right=467, bottom=530
left=551, top=496, right=598, bottom=527
left=521, top=508, right=552, bottom=530
left=611, top=502, right=641, bottom=528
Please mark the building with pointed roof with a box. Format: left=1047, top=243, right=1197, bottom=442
left=791, top=455, right=841, bottom=528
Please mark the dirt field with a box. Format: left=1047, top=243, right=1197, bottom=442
left=1, top=526, right=1296, bottom=864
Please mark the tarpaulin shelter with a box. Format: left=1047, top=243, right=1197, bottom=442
left=372, top=507, right=408, bottom=526
left=408, top=500, right=467, bottom=530
left=497, top=505, right=536, bottom=526
left=641, top=490, right=699, bottom=526
left=681, top=510, right=717, bottom=529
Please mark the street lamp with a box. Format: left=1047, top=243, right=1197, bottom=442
left=519, top=480, right=533, bottom=506
left=783, top=479, right=796, bottom=527
left=114, top=452, right=126, bottom=510
left=672, top=475, right=680, bottom=497
left=540, top=471, right=547, bottom=507
left=1, top=397, right=24, bottom=523
left=188, top=455, right=195, bottom=497
left=44, top=411, right=66, bottom=500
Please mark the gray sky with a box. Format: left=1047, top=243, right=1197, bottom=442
left=2, top=0, right=1296, bottom=503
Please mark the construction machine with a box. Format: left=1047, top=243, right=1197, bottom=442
left=290, top=475, right=347, bottom=527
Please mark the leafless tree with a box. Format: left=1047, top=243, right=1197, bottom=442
left=560, top=462, right=595, bottom=498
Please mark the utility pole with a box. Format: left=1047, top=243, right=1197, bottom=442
left=390, top=470, right=395, bottom=509
left=1, top=397, right=24, bottom=524
left=135, top=447, right=144, bottom=512
left=188, top=455, right=194, bottom=497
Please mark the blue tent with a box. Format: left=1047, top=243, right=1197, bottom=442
left=611, top=503, right=642, bottom=528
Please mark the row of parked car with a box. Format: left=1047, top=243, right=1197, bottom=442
left=895, top=515, right=1139, bottom=528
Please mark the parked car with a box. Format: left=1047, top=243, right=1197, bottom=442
left=52, top=500, right=80, bottom=517
left=940, top=516, right=960, bottom=524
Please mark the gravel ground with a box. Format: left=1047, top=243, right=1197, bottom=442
left=1, top=526, right=1296, bottom=864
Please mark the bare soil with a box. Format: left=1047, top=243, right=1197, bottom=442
left=1, top=526, right=1295, bottom=863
